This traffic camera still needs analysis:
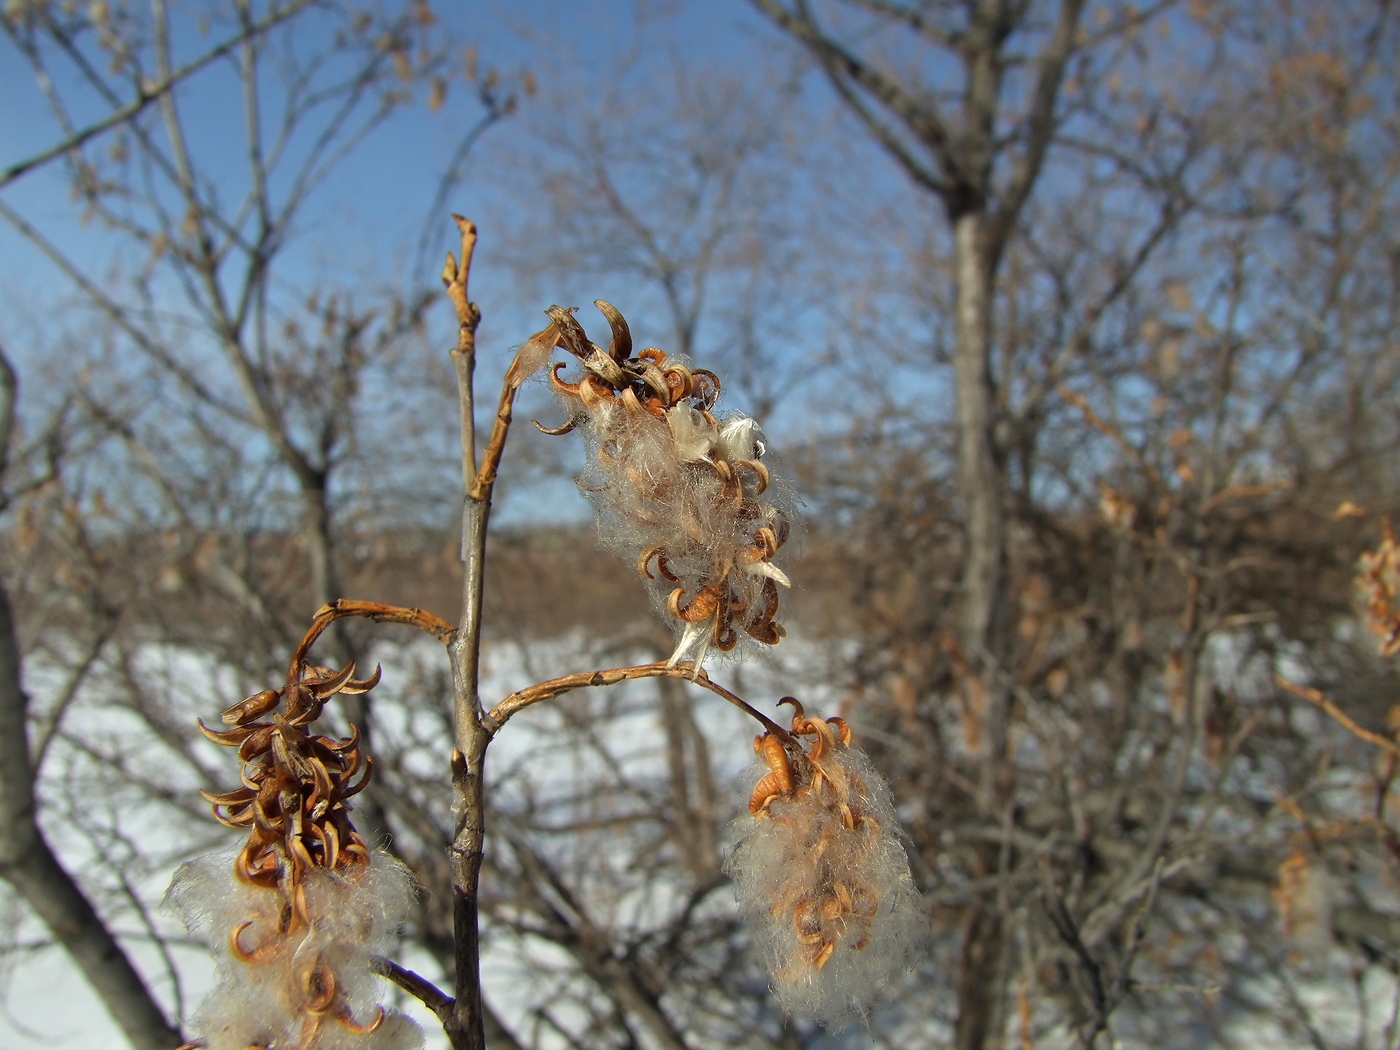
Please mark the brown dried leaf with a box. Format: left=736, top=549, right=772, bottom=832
left=506, top=324, right=560, bottom=389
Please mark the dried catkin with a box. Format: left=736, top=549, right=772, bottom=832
left=527, top=302, right=795, bottom=669
left=727, top=704, right=924, bottom=1026
left=166, top=850, right=423, bottom=1050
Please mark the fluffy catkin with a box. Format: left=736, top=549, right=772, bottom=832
left=533, top=303, right=795, bottom=668
left=727, top=711, right=924, bottom=1026
left=165, top=850, right=422, bottom=1050
left=579, top=399, right=794, bottom=663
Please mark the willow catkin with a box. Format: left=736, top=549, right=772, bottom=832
left=727, top=705, right=924, bottom=1026
left=167, top=659, right=421, bottom=1050
left=166, top=850, right=422, bottom=1050
left=532, top=302, right=795, bottom=669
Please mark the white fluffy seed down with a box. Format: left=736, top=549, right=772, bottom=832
left=725, top=744, right=924, bottom=1027
left=533, top=303, right=795, bottom=668
left=588, top=400, right=792, bottom=636
left=165, top=850, right=422, bottom=1050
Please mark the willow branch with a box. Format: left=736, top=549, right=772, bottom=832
left=312, top=600, right=456, bottom=644
left=488, top=662, right=793, bottom=741
left=443, top=215, right=490, bottom=1050
left=289, top=600, right=456, bottom=671
left=1276, top=675, right=1400, bottom=757
left=371, top=957, right=455, bottom=1024
left=471, top=379, right=520, bottom=502
left=444, top=215, right=481, bottom=496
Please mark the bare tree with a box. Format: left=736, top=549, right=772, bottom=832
left=740, top=2, right=1216, bottom=1044
left=746, top=1, right=1400, bottom=1048
left=0, top=1, right=513, bottom=1044
left=4, top=1, right=1400, bottom=1048
left=0, top=342, right=184, bottom=1050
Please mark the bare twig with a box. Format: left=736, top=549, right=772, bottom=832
left=414, top=86, right=515, bottom=283
left=307, top=600, right=457, bottom=650
left=1111, top=858, right=1165, bottom=1004
left=1057, top=382, right=1165, bottom=489
left=1275, top=675, right=1400, bottom=757
left=1041, top=887, right=1108, bottom=1050
left=29, top=621, right=115, bottom=774
left=371, top=956, right=455, bottom=1024
left=0, top=0, right=315, bottom=191
left=444, top=215, right=482, bottom=496
left=487, top=661, right=793, bottom=740
left=471, top=367, right=521, bottom=503
left=443, top=215, right=491, bottom=1050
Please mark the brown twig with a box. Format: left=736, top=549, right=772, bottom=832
left=313, top=600, right=456, bottom=644
left=444, top=215, right=482, bottom=495
left=1201, top=480, right=1293, bottom=515
left=1275, top=675, right=1400, bottom=757
left=287, top=600, right=456, bottom=674
left=371, top=956, right=455, bottom=1024
left=1057, top=383, right=1165, bottom=490
left=1041, top=887, right=1109, bottom=1050
left=471, top=375, right=520, bottom=502
left=442, top=215, right=492, bottom=1050
left=487, top=661, right=793, bottom=741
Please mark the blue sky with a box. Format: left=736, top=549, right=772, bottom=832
left=0, top=0, right=803, bottom=343
left=0, top=0, right=952, bottom=543
left=0, top=0, right=949, bottom=536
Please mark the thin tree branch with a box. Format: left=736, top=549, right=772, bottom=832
left=414, top=88, right=514, bottom=283
left=0, top=1, right=313, bottom=190
left=840, top=0, right=961, bottom=45
left=29, top=622, right=115, bottom=774
left=0, top=199, right=249, bottom=420
left=750, top=0, right=953, bottom=194
left=443, top=215, right=490, bottom=1050
left=487, top=661, right=793, bottom=740
left=371, top=956, right=455, bottom=1024
left=985, top=0, right=1087, bottom=269
left=1276, top=676, right=1400, bottom=757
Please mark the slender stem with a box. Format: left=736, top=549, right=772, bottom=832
left=487, top=661, right=793, bottom=741
left=1276, top=675, right=1400, bottom=757
left=445, top=216, right=480, bottom=496
left=311, top=600, right=456, bottom=646
left=371, top=956, right=455, bottom=1024
left=442, top=216, right=493, bottom=1050
left=283, top=600, right=455, bottom=681
left=471, top=379, right=520, bottom=502
left=446, top=511, right=490, bottom=1050
left=431, top=220, right=788, bottom=1049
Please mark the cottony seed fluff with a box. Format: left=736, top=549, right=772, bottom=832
left=520, top=301, right=795, bottom=670
left=727, top=699, right=924, bottom=1026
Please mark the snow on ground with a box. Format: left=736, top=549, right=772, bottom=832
left=4, top=625, right=1394, bottom=1048
left=0, top=630, right=843, bottom=1049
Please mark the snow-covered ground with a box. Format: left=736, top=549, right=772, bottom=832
left=0, top=630, right=850, bottom=1049
left=6, top=625, right=1398, bottom=1049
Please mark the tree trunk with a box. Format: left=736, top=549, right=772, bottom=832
left=0, top=584, right=184, bottom=1050
left=951, top=209, right=1011, bottom=777
left=951, top=208, right=1012, bottom=1050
